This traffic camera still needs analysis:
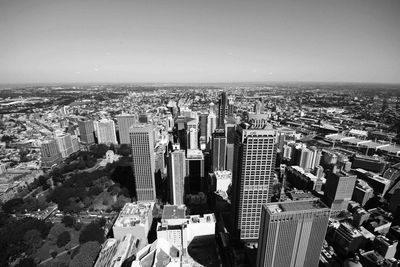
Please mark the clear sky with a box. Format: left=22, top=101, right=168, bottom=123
left=0, top=0, right=399, bottom=84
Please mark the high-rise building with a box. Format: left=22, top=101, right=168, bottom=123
left=41, top=139, right=62, bottom=168
left=257, top=199, right=330, bottom=267
left=227, top=96, right=235, bottom=117
left=207, top=106, right=217, bottom=146
left=166, top=112, right=174, bottom=132
left=54, top=133, right=74, bottom=158
left=186, top=119, right=198, bottom=150
left=169, top=150, right=186, bottom=205
left=324, top=171, right=357, bottom=211
left=254, top=99, right=263, bottom=114
left=218, top=92, right=227, bottom=128
left=185, top=149, right=204, bottom=193
left=225, top=120, right=236, bottom=171
left=116, top=114, right=137, bottom=144
left=78, top=120, right=95, bottom=145
left=232, top=123, right=277, bottom=242
left=299, top=147, right=313, bottom=171
left=130, top=124, right=156, bottom=201
left=212, top=129, right=226, bottom=171
left=95, top=119, right=117, bottom=144
left=199, top=113, right=208, bottom=139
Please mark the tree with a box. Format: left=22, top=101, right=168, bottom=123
left=2, top=198, right=24, bottom=213
left=69, top=241, right=100, bottom=267
left=16, top=257, right=37, bottom=267
left=79, top=222, right=105, bottom=244
left=23, top=229, right=43, bottom=255
left=56, top=231, right=71, bottom=247
left=50, top=249, right=57, bottom=258
left=62, top=215, right=75, bottom=228
left=47, top=224, right=67, bottom=243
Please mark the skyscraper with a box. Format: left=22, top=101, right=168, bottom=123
left=41, top=139, right=62, bottom=168
left=212, top=129, right=226, bottom=171
left=217, top=92, right=227, bottom=128
left=169, top=150, right=186, bottom=205
left=94, top=119, right=117, bottom=144
left=257, top=199, right=330, bottom=267
left=207, top=106, right=217, bottom=146
left=54, top=133, right=74, bottom=158
left=225, top=119, right=236, bottom=171
left=186, top=119, right=198, bottom=150
left=130, top=124, right=156, bottom=201
left=78, top=120, right=95, bottom=145
left=324, top=171, right=357, bottom=211
left=116, top=114, right=137, bottom=144
left=232, top=123, right=277, bottom=243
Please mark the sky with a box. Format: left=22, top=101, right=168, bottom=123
left=0, top=0, right=399, bottom=84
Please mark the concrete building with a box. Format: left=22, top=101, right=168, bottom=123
left=156, top=205, right=216, bottom=253
left=130, top=124, right=157, bottom=201
left=209, top=170, right=232, bottom=193
left=352, top=179, right=374, bottom=207
left=207, top=108, right=217, bottom=146
left=94, top=234, right=139, bottom=267
left=186, top=120, right=198, bottom=150
left=231, top=123, right=277, bottom=243
left=323, top=171, right=357, bottom=211
left=116, top=114, right=137, bottom=144
left=40, top=139, right=62, bottom=168
left=212, top=129, right=226, bottom=171
left=169, top=150, right=186, bottom=205
left=112, top=202, right=154, bottom=246
left=54, top=133, right=74, bottom=158
left=95, top=119, right=117, bottom=144
left=131, top=238, right=181, bottom=267
left=257, top=199, right=330, bottom=267
left=218, top=91, right=227, bottom=128
left=78, top=120, right=95, bottom=145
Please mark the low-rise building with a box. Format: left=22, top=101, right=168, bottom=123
left=112, top=202, right=154, bottom=247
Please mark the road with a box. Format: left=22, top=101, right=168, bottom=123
left=38, top=244, right=80, bottom=266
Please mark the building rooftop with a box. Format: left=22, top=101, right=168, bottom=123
left=186, top=149, right=203, bottom=159
left=162, top=205, right=186, bottom=220
left=214, top=170, right=232, bottom=180
left=266, top=199, right=327, bottom=214
left=114, top=202, right=154, bottom=228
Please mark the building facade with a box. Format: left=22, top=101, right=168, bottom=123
left=130, top=124, right=157, bottom=201
left=257, top=199, right=330, bottom=267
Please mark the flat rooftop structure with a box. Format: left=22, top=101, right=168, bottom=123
left=266, top=199, right=327, bottom=214
left=114, top=202, right=154, bottom=228
left=214, top=170, right=232, bottom=180
left=162, top=205, right=186, bottom=220
left=186, top=149, right=204, bottom=159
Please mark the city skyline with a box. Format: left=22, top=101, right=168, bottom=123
left=1, top=0, right=400, bottom=84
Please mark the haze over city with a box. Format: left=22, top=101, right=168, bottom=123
left=1, top=0, right=400, bottom=84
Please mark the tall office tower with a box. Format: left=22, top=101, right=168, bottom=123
left=116, top=114, right=137, bottom=144
left=232, top=123, right=277, bottom=243
left=186, top=119, right=198, bottom=150
left=41, top=139, right=62, bottom=168
left=94, top=119, right=117, bottom=144
left=257, top=199, right=330, bottom=267
left=207, top=109, right=217, bottom=146
left=299, top=147, right=313, bottom=171
left=78, top=120, right=95, bottom=145
left=130, top=124, right=156, bottom=201
left=225, top=120, right=236, bottom=171
left=227, top=96, right=235, bottom=117
left=283, top=144, right=293, bottom=161
left=185, top=149, right=205, bottom=193
left=324, top=171, right=357, bottom=211
left=166, top=112, right=174, bottom=132
left=199, top=113, right=208, bottom=139
left=55, top=133, right=74, bottom=158
left=212, top=129, right=226, bottom=171
left=169, top=150, right=186, bottom=205
left=217, top=92, right=227, bottom=128
left=254, top=99, right=263, bottom=114
left=310, top=146, right=322, bottom=170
